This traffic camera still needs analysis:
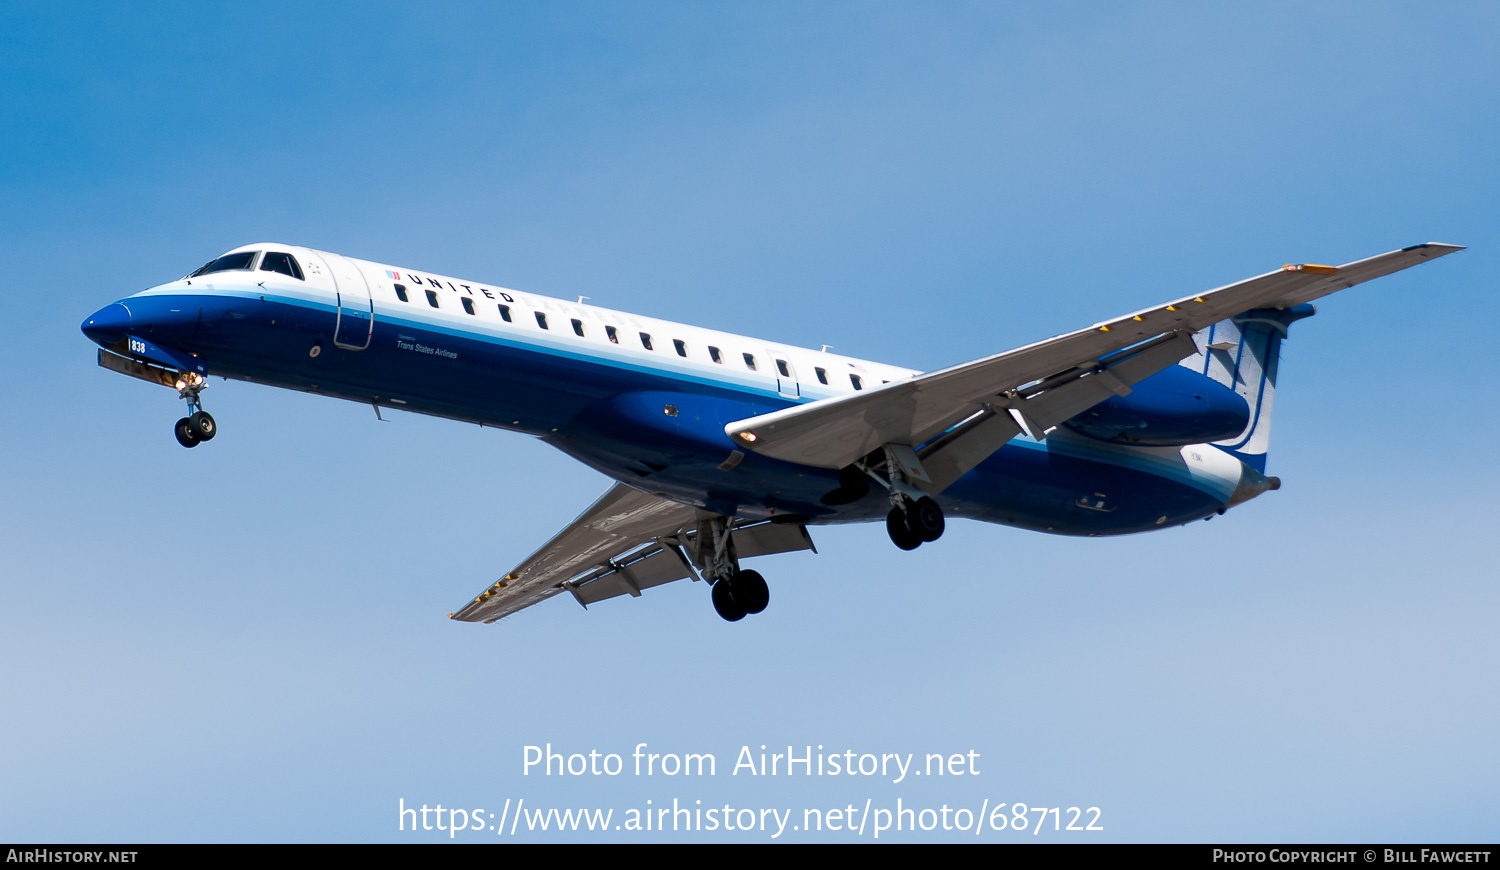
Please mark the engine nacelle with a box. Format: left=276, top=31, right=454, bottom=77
left=1062, top=364, right=1249, bottom=447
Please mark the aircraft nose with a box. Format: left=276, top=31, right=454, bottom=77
left=81, top=303, right=131, bottom=346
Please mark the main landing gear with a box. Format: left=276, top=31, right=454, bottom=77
left=856, top=444, right=947, bottom=551
left=710, top=569, right=770, bottom=623
left=692, top=516, right=772, bottom=623
left=886, top=496, right=945, bottom=550
left=171, top=372, right=217, bottom=448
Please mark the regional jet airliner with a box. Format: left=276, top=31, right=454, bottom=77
left=81, top=242, right=1462, bottom=622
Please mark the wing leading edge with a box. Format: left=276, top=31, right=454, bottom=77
left=724, top=243, right=1464, bottom=486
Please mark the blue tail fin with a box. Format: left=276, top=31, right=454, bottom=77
left=1183, top=303, right=1317, bottom=472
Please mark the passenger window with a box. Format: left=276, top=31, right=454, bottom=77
left=259, top=252, right=304, bottom=280
left=571, top=318, right=585, bottom=337
left=673, top=339, right=687, bottom=357
left=815, top=367, right=828, bottom=385
left=535, top=312, right=549, bottom=330
left=640, top=332, right=653, bottom=351
left=850, top=374, right=864, bottom=391
left=425, top=289, right=440, bottom=308
left=776, top=359, right=791, bottom=378
left=461, top=297, right=475, bottom=315
left=708, top=346, right=723, bottom=364
left=606, top=325, right=619, bottom=344
left=394, top=283, right=409, bottom=303
left=743, top=353, right=757, bottom=371
left=498, top=304, right=512, bottom=322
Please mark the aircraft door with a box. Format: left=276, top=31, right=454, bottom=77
left=325, top=252, right=374, bottom=350
left=769, top=352, right=801, bottom=399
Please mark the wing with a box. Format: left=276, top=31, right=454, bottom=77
left=448, top=483, right=815, bottom=623
left=448, top=483, right=699, bottom=623
left=725, top=243, right=1463, bottom=490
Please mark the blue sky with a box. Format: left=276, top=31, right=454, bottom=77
left=2, top=1, right=1496, bottom=842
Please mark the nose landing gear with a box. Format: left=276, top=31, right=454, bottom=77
left=172, top=373, right=216, bottom=448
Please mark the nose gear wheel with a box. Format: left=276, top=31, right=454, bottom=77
left=171, top=373, right=218, bottom=448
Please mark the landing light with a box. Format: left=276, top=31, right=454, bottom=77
left=740, top=431, right=758, bottom=443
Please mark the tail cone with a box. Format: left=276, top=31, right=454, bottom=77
left=1227, top=464, right=1280, bottom=508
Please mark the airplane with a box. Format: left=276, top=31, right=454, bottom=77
left=81, top=242, right=1462, bottom=623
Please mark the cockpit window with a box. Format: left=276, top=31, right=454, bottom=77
left=189, top=251, right=259, bottom=277
left=259, top=251, right=304, bottom=280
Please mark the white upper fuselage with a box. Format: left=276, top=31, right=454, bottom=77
left=171, top=242, right=917, bottom=412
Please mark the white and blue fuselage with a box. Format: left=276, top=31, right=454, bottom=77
left=82, top=243, right=1266, bottom=538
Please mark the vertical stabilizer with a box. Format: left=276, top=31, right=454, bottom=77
left=1180, top=303, right=1317, bottom=471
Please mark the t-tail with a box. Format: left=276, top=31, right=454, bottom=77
left=1186, top=303, right=1317, bottom=474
